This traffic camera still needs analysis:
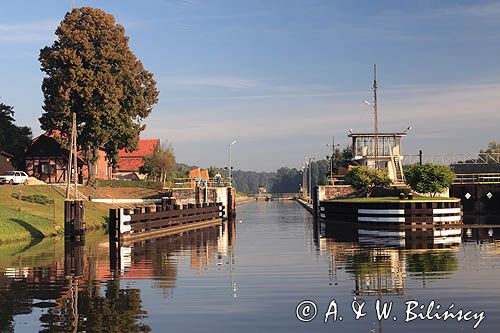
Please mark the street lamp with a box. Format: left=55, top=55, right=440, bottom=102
left=326, top=136, right=340, bottom=184
left=228, top=140, right=237, bottom=187
left=308, top=157, right=315, bottom=201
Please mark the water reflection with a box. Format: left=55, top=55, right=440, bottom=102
left=1, top=202, right=500, bottom=332
left=0, top=220, right=236, bottom=332
left=318, top=225, right=462, bottom=297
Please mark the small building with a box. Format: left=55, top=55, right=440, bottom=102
left=188, top=167, right=209, bottom=188
left=25, top=133, right=111, bottom=184
left=349, top=132, right=407, bottom=182
left=0, top=151, right=15, bottom=174
left=25, top=134, right=86, bottom=184
left=114, top=139, right=160, bottom=180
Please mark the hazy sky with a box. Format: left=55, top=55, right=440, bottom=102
left=1, top=0, right=499, bottom=171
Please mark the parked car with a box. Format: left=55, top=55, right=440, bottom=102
left=0, top=171, right=29, bottom=185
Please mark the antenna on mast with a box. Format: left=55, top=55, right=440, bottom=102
left=373, top=64, right=379, bottom=169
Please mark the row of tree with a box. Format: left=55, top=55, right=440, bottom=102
left=345, top=163, right=456, bottom=197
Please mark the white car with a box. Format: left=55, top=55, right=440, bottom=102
left=0, top=171, right=29, bottom=185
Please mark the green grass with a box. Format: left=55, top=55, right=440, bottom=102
left=0, top=206, right=58, bottom=243
left=0, top=185, right=110, bottom=244
left=0, top=230, right=108, bottom=269
left=95, top=179, right=163, bottom=189
left=328, top=196, right=460, bottom=203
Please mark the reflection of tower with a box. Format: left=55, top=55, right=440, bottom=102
left=64, top=240, right=85, bottom=333
left=220, top=220, right=238, bottom=298
left=354, top=249, right=406, bottom=296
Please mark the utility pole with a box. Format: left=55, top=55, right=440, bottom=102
left=66, top=114, right=74, bottom=199
left=66, top=112, right=78, bottom=199
left=73, top=112, right=78, bottom=199
left=373, top=64, right=379, bottom=170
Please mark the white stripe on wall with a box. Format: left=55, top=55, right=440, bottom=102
left=433, top=208, right=461, bottom=214
left=358, top=229, right=405, bottom=237
left=358, top=216, right=406, bottom=223
left=358, top=209, right=405, bottom=215
left=433, top=236, right=462, bottom=245
left=433, top=215, right=462, bottom=222
left=359, top=237, right=405, bottom=247
left=434, top=229, right=462, bottom=237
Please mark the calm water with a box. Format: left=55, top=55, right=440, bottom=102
left=1, top=201, right=500, bottom=332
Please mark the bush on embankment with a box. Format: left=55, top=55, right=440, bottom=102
left=0, top=185, right=109, bottom=244
left=95, top=179, right=163, bottom=189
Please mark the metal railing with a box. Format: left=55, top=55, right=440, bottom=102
left=171, top=177, right=231, bottom=188
left=453, top=173, right=500, bottom=184
left=403, top=153, right=500, bottom=165
left=247, top=193, right=300, bottom=198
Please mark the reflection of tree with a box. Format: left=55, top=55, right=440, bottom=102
left=40, top=279, right=151, bottom=332
left=407, top=252, right=458, bottom=275
left=0, top=276, right=32, bottom=333
left=346, top=252, right=393, bottom=275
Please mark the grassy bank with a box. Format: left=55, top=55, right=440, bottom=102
left=0, top=185, right=110, bottom=244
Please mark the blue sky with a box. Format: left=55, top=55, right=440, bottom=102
left=1, top=0, right=499, bottom=171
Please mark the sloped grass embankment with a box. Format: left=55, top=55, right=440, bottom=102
left=0, top=185, right=109, bottom=244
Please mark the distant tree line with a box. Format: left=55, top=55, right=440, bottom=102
left=202, top=158, right=337, bottom=194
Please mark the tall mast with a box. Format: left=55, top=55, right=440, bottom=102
left=373, top=64, right=379, bottom=169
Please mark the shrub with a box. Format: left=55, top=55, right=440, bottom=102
left=11, top=193, right=54, bottom=205
left=345, top=166, right=391, bottom=197
left=404, top=164, right=455, bottom=197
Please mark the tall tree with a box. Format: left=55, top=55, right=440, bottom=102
left=39, top=7, right=159, bottom=181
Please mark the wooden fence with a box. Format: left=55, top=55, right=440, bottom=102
left=109, top=201, right=225, bottom=243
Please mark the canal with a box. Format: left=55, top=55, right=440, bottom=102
left=1, top=201, right=500, bottom=332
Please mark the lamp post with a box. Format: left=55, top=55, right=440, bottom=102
left=228, top=140, right=237, bottom=187
left=326, top=136, right=340, bottom=184
left=302, top=157, right=309, bottom=198
left=308, top=157, right=315, bottom=201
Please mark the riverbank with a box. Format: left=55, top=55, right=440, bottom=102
left=296, top=198, right=313, bottom=214
left=236, top=195, right=255, bottom=206
left=0, top=185, right=257, bottom=244
left=0, top=185, right=110, bottom=244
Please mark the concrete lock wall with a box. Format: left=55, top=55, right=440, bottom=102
left=317, top=185, right=358, bottom=201
left=450, top=183, right=500, bottom=213
left=170, top=187, right=230, bottom=206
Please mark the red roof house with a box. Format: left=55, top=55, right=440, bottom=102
left=114, top=139, right=160, bottom=180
